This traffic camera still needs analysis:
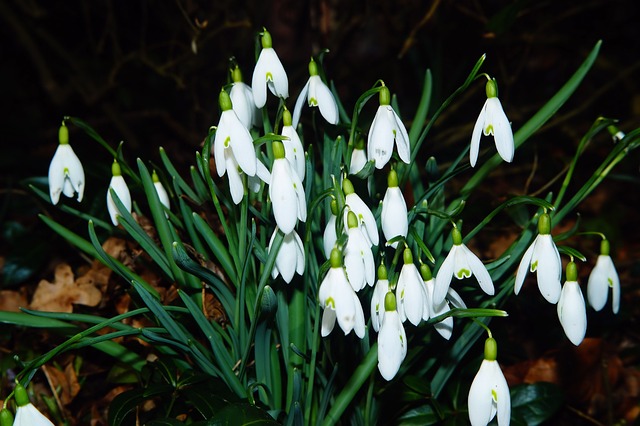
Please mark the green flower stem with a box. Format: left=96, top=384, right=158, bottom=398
left=287, top=286, right=305, bottom=412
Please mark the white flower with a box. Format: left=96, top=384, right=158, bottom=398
left=381, top=169, right=408, bottom=248
left=343, top=211, right=375, bottom=291
left=269, top=228, right=305, bottom=283
left=152, top=170, right=170, bottom=215
left=292, top=58, right=339, bottom=126
left=48, top=123, right=85, bottom=204
left=377, top=292, right=407, bottom=381
left=247, top=157, right=271, bottom=194
left=587, top=239, right=620, bottom=313
left=468, top=338, right=511, bottom=426
left=106, top=161, right=132, bottom=226
left=269, top=141, right=306, bottom=234
left=213, top=89, right=257, bottom=179
left=558, top=262, right=587, bottom=346
left=514, top=213, right=562, bottom=304
left=13, top=383, right=54, bottom=426
left=251, top=29, right=288, bottom=108
left=367, top=85, right=410, bottom=169
left=319, top=248, right=365, bottom=338
left=470, top=79, right=514, bottom=167
left=343, top=178, right=379, bottom=246
left=229, top=65, right=259, bottom=129
left=323, top=199, right=339, bottom=259
left=349, top=142, right=368, bottom=175
left=370, top=265, right=390, bottom=332
left=422, top=265, right=466, bottom=340
left=396, top=249, right=427, bottom=326
left=281, top=108, right=306, bottom=181
left=433, top=228, right=494, bottom=305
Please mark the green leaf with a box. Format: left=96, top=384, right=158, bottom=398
left=510, top=382, right=563, bottom=425
left=107, top=384, right=174, bottom=425
left=206, top=402, right=281, bottom=425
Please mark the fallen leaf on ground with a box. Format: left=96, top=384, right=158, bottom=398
left=0, top=289, right=28, bottom=311
left=30, top=263, right=102, bottom=312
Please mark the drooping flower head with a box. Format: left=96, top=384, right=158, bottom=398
left=229, top=65, right=259, bottom=129
left=343, top=210, right=375, bottom=291
left=350, top=137, right=368, bottom=175
left=470, top=78, right=514, bottom=167
left=433, top=227, right=494, bottom=305
left=421, top=264, right=455, bottom=340
left=251, top=28, right=289, bottom=108
left=281, top=108, right=306, bottom=181
left=292, top=57, right=339, bottom=127
left=12, top=383, right=55, bottom=426
left=381, top=168, right=408, bottom=248
left=514, top=212, right=562, bottom=304
left=371, top=263, right=390, bottom=332
left=343, top=178, right=379, bottom=246
left=367, top=84, right=411, bottom=169
left=106, top=160, right=132, bottom=226
left=269, top=140, right=306, bottom=234
left=587, top=238, right=620, bottom=313
left=377, top=291, right=407, bottom=381
left=323, top=198, right=339, bottom=259
left=269, top=228, right=305, bottom=284
left=468, top=337, right=511, bottom=426
left=152, top=170, right=170, bottom=215
left=558, top=261, right=587, bottom=346
left=48, top=122, right=85, bottom=204
left=396, top=248, right=427, bottom=326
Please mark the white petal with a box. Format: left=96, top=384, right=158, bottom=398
left=470, top=100, right=488, bottom=167
left=390, top=108, right=411, bottom=164
left=323, top=214, right=338, bottom=259
left=251, top=50, right=270, bottom=108
left=398, top=263, right=425, bottom=326
left=275, top=230, right=298, bottom=283
left=48, top=146, right=66, bottom=205
left=293, top=231, right=305, bottom=276
left=486, top=98, right=514, bottom=163
left=345, top=193, right=379, bottom=246
left=312, top=76, right=339, bottom=125
left=154, top=181, right=171, bottom=215
left=468, top=360, right=509, bottom=426
left=225, top=152, right=244, bottom=204
left=220, top=111, right=257, bottom=177
left=291, top=167, right=307, bottom=223
left=433, top=248, right=456, bottom=304
left=461, top=244, right=495, bottom=296
left=425, top=278, right=453, bottom=339
left=14, top=403, right=54, bottom=426
left=514, top=239, right=536, bottom=295
left=213, top=124, right=227, bottom=177
left=587, top=255, right=619, bottom=313
left=349, top=148, right=367, bottom=175
left=367, top=106, right=394, bottom=169
left=378, top=310, right=407, bottom=380
left=282, top=125, right=306, bottom=181
left=292, top=79, right=310, bottom=128
left=446, top=287, right=467, bottom=309
left=533, top=235, right=562, bottom=304
left=321, top=307, right=336, bottom=337
left=370, top=279, right=389, bottom=332
left=107, top=175, right=131, bottom=226
left=270, top=159, right=298, bottom=234
left=48, top=144, right=85, bottom=204
left=352, top=291, right=366, bottom=338
left=557, top=281, right=587, bottom=345
left=381, top=187, right=408, bottom=248
left=264, top=48, right=289, bottom=99
left=230, top=82, right=257, bottom=129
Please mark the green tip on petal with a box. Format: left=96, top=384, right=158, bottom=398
left=403, top=248, right=413, bottom=265
left=219, top=89, right=233, bottom=111
left=387, top=169, right=399, bottom=188
left=347, top=211, right=358, bottom=229
left=0, top=408, right=14, bottom=426
left=354, top=137, right=365, bottom=150
left=377, top=263, right=388, bottom=280
left=566, top=261, right=578, bottom=282
left=273, top=141, right=285, bottom=159
left=261, top=29, right=272, bottom=49
left=384, top=291, right=396, bottom=312
left=329, top=248, right=342, bottom=268
left=152, top=170, right=160, bottom=183
left=14, top=383, right=30, bottom=407
left=282, top=108, right=293, bottom=126
left=330, top=198, right=338, bottom=215
left=538, top=213, right=551, bottom=235
left=600, top=239, right=610, bottom=256
left=231, top=66, right=243, bottom=83
left=111, top=160, right=122, bottom=177
left=420, top=263, right=432, bottom=281
left=485, top=79, right=498, bottom=98
left=451, top=227, right=463, bottom=245
left=342, top=178, right=355, bottom=195
left=379, top=85, right=391, bottom=106
left=308, top=58, right=318, bottom=76
left=59, top=123, right=69, bottom=145
left=484, top=337, right=498, bottom=361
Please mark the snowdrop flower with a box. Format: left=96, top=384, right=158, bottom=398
left=349, top=138, right=368, bottom=175
left=48, top=122, right=85, bottom=204
left=269, top=141, right=306, bottom=234
left=269, top=228, right=305, bottom=284
left=292, top=58, right=339, bottom=126
left=396, top=248, right=427, bottom=326
left=468, top=337, right=511, bottom=426
left=381, top=169, right=408, bottom=248
left=514, top=212, right=562, bottom=304
left=229, top=65, right=259, bottom=129
left=247, top=157, right=271, bottom=194
left=319, top=248, right=365, bottom=338
left=344, top=211, right=375, bottom=291
left=213, top=89, right=257, bottom=178
left=12, top=383, right=54, bottom=426
left=106, top=160, right=132, bottom=226
left=152, top=170, right=170, bottom=215
left=433, top=227, right=494, bottom=304
left=323, top=198, right=339, bottom=259
left=421, top=264, right=467, bottom=340
left=587, top=238, right=620, bottom=313
left=367, top=84, right=410, bottom=169
left=558, top=261, right=587, bottom=346
left=470, top=78, right=514, bottom=167
left=370, top=263, right=390, bottom=332
left=281, top=108, right=306, bottom=181
left=378, top=291, right=407, bottom=381
left=343, top=178, right=379, bottom=246
left=251, top=29, right=288, bottom=108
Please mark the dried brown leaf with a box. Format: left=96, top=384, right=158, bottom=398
left=30, top=264, right=102, bottom=313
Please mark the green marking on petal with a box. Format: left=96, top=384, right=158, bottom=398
left=63, top=167, right=70, bottom=175
left=531, top=260, right=538, bottom=272
left=455, top=268, right=471, bottom=279
left=485, top=124, right=494, bottom=135
left=326, top=297, right=335, bottom=309
left=224, top=136, right=231, bottom=148
left=491, top=389, right=498, bottom=403
left=266, top=71, right=273, bottom=81
left=310, top=97, right=318, bottom=106
left=608, top=277, right=614, bottom=287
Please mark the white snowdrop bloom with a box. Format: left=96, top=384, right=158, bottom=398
left=367, top=84, right=410, bottom=169
left=514, top=212, right=562, bottom=304
left=13, top=383, right=54, bottom=426
left=558, top=261, right=587, bottom=346
left=247, top=157, right=271, bottom=194
left=152, top=170, right=170, bottom=215
left=370, top=264, right=390, bottom=332
left=470, top=78, right=514, bottom=167
left=377, top=292, right=407, bottom=381
left=106, top=161, right=132, bottom=226
left=349, top=139, right=368, bottom=175
left=48, top=123, right=85, bottom=204
left=343, top=211, right=375, bottom=291
left=396, top=248, right=427, bottom=326
left=319, top=248, right=366, bottom=338
left=468, top=337, right=511, bottom=426
left=213, top=89, right=257, bottom=178
left=343, top=178, right=379, bottom=246
left=381, top=169, right=408, bottom=248
left=229, top=65, right=259, bottom=129
left=269, top=141, right=306, bottom=234
left=433, top=227, right=494, bottom=305
left=587, top=239, right=620, bottom=313
left=323, top=199, right=339, bottom=259
left=421, top=264, right=462, bottom=340
left=269, top=228, right=305, bottom=284
left=251, top=29, right=289, bottom=108
left=281, top=108, right=306, bottom=181
left=292, top=58, right=339, bottom=127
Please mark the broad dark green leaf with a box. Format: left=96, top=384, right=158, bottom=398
left=510, top=382, right=563, bottom=426
left=108, top=384, right=174, bottom=426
